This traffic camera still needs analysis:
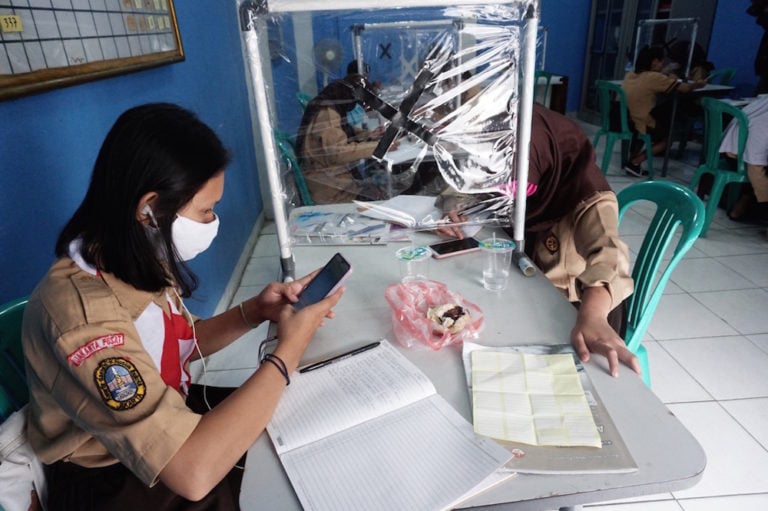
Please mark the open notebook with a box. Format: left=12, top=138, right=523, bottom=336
left=267, top=340, right=515, bottom=511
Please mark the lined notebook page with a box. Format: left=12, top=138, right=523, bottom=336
left=471, top=351, right=601, bottom=447
left=280, top=395, right=513, bottom=511
left=268, top=341, right=435, bottom=454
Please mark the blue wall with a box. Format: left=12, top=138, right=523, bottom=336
left=708, top=1, right=764, bottom=97
left=0, top=3, right=261, bottom=318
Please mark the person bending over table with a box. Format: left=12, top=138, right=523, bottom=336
left=437, top=103, right=642, bottom=379
left=22, top=103, right=343, bottom=510
left=622, top=45, right=705, bottom=177
left=720, top=96, right=768, bottom=225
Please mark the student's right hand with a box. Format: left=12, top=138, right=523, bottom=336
left=434, top=210, right=467, bottom=239
left=273, top=289, right=344, bottom=370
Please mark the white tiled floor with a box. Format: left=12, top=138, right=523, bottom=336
left=210, top=119, right=768, bottom=509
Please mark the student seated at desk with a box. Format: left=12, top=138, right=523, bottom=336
left=622, top=45, right=705, bottom=177
left=437, top=104, right=641, bottom=379
left=720, top=96, right=768, bottom=225
left=22, top=103, right=343, bottom=510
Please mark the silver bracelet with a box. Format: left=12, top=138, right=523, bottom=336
left=238, top=301, right=259, bottom=329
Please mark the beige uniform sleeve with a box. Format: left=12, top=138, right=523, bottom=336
left=25, top=272, right=200, bottom=487
left=307, top=108, right=379, bottom=167
left=572, top=191, right=634, bottom=310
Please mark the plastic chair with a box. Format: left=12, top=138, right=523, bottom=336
left=297, top=91, right=312, bottom=111
left=0, top=297, right=29, bottom=421
left=707, top=68, right=736, bottom=86
left=534, top=70, right=553, bottom=105
left=592, top=80, right=654, bottom=178
left=688, top=97, right=749, bottom=237
left=617, top=181, right=705, bottom=388
left=274, top=129, right=313, bottom=206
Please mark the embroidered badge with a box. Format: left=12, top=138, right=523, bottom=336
left=94, top=357, right=146, bottom=410
left=68, top=333, right=125, bottom=367
left=544, top=233, right=560, bottom=254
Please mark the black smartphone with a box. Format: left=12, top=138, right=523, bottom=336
left=295, top=253, right=353, bottom=309
left=429, top=237, right=480, bottom=259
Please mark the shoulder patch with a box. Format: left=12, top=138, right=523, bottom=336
left=68, top=333, right=125, bottom=367
left=94, top=357, right=146, bottom=410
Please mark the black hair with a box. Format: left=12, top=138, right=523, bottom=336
left=346, top=60, right=370, bottom=76
left=56, top=103, right=230, bottom=297
left=634, top=45, right=665, bottom=73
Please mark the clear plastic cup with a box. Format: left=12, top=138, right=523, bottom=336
left=480, top=237, right=516, bottom=291
left=396, top=245, right=432, bottom=282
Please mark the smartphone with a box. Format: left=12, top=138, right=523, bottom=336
left=294, top=253, right=353, bottom=309
left=429, top=237, right=480, bottom=259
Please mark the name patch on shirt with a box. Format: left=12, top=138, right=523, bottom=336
left=68, top=333, right=125, bottom=366
left=94, top=357, right=146, bottom=410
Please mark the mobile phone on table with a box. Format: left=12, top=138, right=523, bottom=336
left=294, top=253, right=353, bottom=309
left=429, top=237, right=480, bottom=259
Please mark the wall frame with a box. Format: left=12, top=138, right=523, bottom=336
left=0, top=0, right=183, bottom=101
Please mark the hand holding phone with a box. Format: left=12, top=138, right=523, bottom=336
left=294, top=253, right=353, bottom=310
left=429, top=237, right=480, bottom=259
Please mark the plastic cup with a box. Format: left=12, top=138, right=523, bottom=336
left=480, top=237, right=516, bottom=291
left=396, top=245, right=431, bottom=282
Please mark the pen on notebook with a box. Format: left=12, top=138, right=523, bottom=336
left=298, top=341, right=381, bottom=373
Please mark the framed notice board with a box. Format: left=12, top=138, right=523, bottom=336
left=0, top=0, right=183, bottom=101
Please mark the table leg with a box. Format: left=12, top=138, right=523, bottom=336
left=662, top=94, right=679, bottom=177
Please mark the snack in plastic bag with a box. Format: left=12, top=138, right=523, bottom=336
left=384, top=280, right=483, bottom=350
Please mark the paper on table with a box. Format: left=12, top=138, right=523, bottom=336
left=462, top=342, right=638, bottom=475
left=471, top=350, right=601, bottom=447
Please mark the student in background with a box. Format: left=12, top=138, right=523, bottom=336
left=720, top=96, right=768, bottom=225
left=621, top=45, right=705, bottom=176
left=295, top=61, right=406, bottom=204
left=23, top=103, right=343, bottom=509
left=437, top=104, right=640, bottom=380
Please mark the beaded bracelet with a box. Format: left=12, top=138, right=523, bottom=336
left=261, top=353, right=290, bottom=386
left=238, top=301, right=259, bottom=329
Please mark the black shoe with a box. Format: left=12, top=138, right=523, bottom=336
left=624, top=161, right=649, bottom=177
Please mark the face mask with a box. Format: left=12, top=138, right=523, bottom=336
left=171, top=213, right=219, bottom=261
left=346, top=103, right=365, bottom=128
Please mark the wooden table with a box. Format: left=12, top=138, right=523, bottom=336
left=208, top=228, right=706, bottom=510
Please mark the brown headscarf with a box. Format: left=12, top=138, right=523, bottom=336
left=522, top=103, right=611, bottom=234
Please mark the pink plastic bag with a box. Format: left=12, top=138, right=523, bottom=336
left=384, top=280, right=484, bottom=350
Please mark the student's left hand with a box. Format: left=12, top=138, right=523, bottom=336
left=249, top=271, right=323, bottom=324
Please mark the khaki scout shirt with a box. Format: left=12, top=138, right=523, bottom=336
left=301, top=106, right=379, bottom=204
left=22, top=257, right=201, bottom=487
left=622, top=71, right=678, bottom=133
left=528, top=191, right=633, bottom=310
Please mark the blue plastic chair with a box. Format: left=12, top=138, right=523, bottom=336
left=0, top=297, right=29, bottom=421
left=688, top=97, right=749, bottom=237
left=707, top=68, right=735, bottom=86
left=274, top=129, right=313, bottom=206
left=534, top=69, right=553, bottom=105
left=297, top=91, right=312, bottom=111
left=592, top=80, right=654, bottom=178
left=617, top=181, right=705, bottom=387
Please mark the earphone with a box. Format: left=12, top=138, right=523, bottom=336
left=142, top=203, right=159, bottom=228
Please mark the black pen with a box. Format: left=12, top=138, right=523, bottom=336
left=299, top=341, right=381, bottom=373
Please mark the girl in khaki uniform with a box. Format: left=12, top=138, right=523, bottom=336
left=23, top=103, right=343, bottom=509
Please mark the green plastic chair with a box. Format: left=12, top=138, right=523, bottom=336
left=0, top=297, right=29, bottom=421
left=534, top=70, right=553, bottom=105
left=617, top=181, right=705, bottom=387
left=592, top=80, right=654, bottom=178
left=688, top=97, right=749, bottom=237
left=707, top=68, right=735, bottom=86
left=297, top=91, right=312, bottom=111
left=274, top=129, right=314, bottom=206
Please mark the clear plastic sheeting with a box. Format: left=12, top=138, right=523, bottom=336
left=632, top=18, right=699, bottom=80
left=239, top=0, right=538, bottom=273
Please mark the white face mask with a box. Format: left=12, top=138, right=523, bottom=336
left=171, top=213, right=219, bottom=261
